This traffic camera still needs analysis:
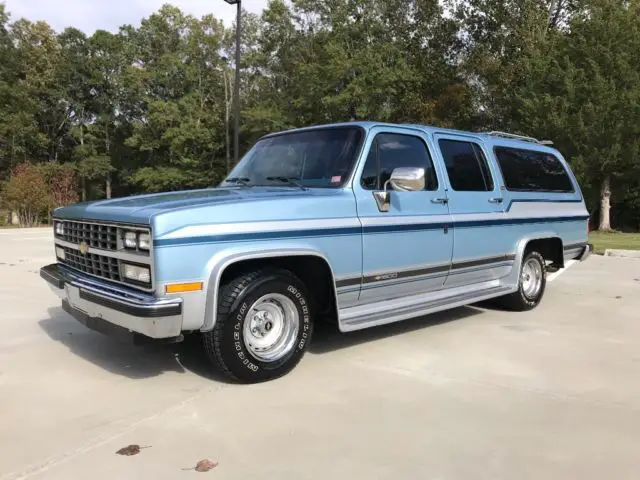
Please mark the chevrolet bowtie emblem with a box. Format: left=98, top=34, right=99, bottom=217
left=78, top=241, right=89, bottom=255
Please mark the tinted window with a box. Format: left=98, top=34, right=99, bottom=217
left=438, top=139, right=494, bottom=192
left=494, top=147, right=574, bottom=192
left=222, top=126, right=364, bottom=188
left=360, top=133, right=438, bottom=191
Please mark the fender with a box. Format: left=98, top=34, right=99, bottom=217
left=199, top=244, right=340, bottom=332
left=503, top=231, right=561, bottom=290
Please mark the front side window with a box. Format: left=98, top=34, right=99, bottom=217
left=360, top=133, right=438, bottom=191
left=222, top=126, right=364, bottom=188
left=494, top=146, right=574, bottom=192
left=438, top=139, right=494, bottom=192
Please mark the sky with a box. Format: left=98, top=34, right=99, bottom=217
left=2, top=0, right=270, bottom=32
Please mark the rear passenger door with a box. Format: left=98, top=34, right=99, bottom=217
left=354, top=127, right=453, bottom=303
left=433, top=133, right=514, bottom=287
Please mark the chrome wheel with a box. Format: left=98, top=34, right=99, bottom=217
left=243, top=293, right=300, bottom=362
left=521, top=258, right=543, bottom=299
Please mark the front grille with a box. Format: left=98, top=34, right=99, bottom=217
left=57, top=221, right=118, bottom=251
left=62, top=246, right=121, bottom=282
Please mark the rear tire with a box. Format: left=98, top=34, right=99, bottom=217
left=497, top=251, right=547, bottom=311
left=202, top=268, right=313, bottom=383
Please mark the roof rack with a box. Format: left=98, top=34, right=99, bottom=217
left=482, top=131, right=554, bottom=146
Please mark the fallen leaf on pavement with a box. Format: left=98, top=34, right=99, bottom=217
left=182, top=459, right=219, bottom=472
left=116, top=444, right=151, bottom=456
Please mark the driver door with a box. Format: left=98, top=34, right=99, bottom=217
left=353, top=127, right=454, bottom=303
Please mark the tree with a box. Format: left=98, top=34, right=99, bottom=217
left=514, top=0, right=640, bottom=230
left=2, top=164, right=52, bottom=227
left=447, top=0, right=584, bottom=129
left=120, top=5, right=228, bottom=192
left=36, top=162, right=79, bottom=219
left=0, top=1, right=638, bottom=230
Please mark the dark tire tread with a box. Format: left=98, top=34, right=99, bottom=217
left=202, top=267, right=311, bottom=383
left=202, top=269, right=264, bottom=382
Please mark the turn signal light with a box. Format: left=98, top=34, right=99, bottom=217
left=165, top=282, right=203, bottom=294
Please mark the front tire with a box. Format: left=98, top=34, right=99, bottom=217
left=202, top=268, right=313, bottom=383
left=498, top=251, right=547, bottom=311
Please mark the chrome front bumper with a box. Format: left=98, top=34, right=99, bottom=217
left=40, top=264, right=183, bottom=341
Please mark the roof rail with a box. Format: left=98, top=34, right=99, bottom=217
left=482, top=131, right=553, bottom=146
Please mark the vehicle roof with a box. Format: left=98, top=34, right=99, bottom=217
left=260, top=121, right=560, bottom=154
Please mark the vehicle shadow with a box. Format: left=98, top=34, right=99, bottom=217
left=38, top=307, right=232, bottom=383
left=309, top=305, right=484, bottom=354
left=39, top=305, right=486, bottom=380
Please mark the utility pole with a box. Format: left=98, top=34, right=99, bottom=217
left=223, top=0, right=242, bottom=165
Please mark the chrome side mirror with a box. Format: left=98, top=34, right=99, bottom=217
left=373, top=167, right=425, bottom=212
left=389, top=167, right=426, bottom=192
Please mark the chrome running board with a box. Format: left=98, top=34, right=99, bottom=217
left=338, top=280, right=513, bottom=332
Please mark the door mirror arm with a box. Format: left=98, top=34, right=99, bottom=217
left=372, top=167, right=425, bottom=213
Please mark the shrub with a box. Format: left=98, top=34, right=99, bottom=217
left=37, top=162, right=79, bottom=209
left=2, top=164, right=52, bottom=227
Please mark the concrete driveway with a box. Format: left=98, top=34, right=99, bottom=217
left=1, top=228, right=639, bottom=479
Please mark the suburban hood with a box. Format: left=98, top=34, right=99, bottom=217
left=52, top=187, right=351, bottom=229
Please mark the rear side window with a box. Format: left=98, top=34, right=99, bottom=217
left=494, top=147, right=574, bottom=192
left=360, top=133, right=438, bottom=191
left=438, top=139, right=494, bottom=191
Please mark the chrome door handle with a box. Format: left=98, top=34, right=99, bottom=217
left=431, top=197, right=448, bottom=204
left=488, top=197, right=504, bottom=204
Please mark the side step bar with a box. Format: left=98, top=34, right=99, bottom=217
left=339, top=282, right=513, bottom=333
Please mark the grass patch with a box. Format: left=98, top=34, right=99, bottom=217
left=588, top=231, right=640, bottom=254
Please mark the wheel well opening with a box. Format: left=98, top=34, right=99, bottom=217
left=524, top=237, right=564, bottom=268
left=219, top=255, right=338, bottom=319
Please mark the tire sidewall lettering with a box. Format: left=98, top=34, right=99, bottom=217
left=228, top=279, right=312, bottom=377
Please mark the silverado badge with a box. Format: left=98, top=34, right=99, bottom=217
left=78, top=241, right=89, bottom=255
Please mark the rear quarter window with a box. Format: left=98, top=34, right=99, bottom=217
left=494, top=146, right=574, bottom=193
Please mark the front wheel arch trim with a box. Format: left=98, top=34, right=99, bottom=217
left=200, top=247, right=339, bottom=332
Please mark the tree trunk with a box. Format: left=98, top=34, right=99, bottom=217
left=81, top=177, right=87, bottom=202
left=547, top=0, right=559, bottom=29
left=598, top=175, right=612, bottom=231
left=106, top=175, right=112, bottom=199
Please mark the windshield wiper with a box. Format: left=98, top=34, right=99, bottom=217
left=265, top=176, right=307, bottom=190
left=224, top=176, right=252, bottom=186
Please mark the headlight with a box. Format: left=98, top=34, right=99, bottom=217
left=54, top=222, right=64, bottom=235
left=55, top=246, right=65, bottom=260
left=122, top=263, right=151, bottom=284
left=138, top=233, right=151, bottom=250
left=123, top=231, right=137, bottom=249
left=122, top=231, right=151, bottom=251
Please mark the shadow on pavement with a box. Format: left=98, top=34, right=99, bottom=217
left=309, top=305, right=484, bottom=354
left=39, top=304, right=486, bottom=379
left=38, top=307, right=231, bottom=383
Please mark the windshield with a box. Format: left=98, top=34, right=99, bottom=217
left=221, top=126, right=365, bottom=188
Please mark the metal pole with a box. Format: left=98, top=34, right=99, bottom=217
left=233, top=0, right=241, bottom=165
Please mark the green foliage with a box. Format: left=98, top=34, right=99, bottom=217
left=0, top=0, right=638, bottom=230
left=511, top=0, right=640, bottom=228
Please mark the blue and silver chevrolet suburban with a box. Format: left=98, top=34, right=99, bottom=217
left=41, top=122, right=592, bottom=383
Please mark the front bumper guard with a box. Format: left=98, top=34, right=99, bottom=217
left=40, top=264, right=183, bottom=341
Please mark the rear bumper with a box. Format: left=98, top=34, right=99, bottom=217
left=578, top=243, right=593, bottom=261
left=40, top=263, right=183, bottom=340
